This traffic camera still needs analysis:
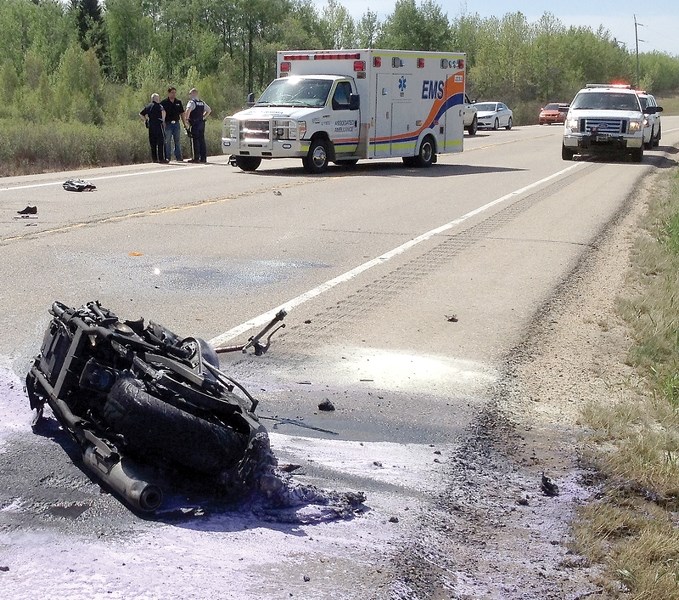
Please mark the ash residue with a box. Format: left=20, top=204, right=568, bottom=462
left=239, top=432, right=367, bottom=524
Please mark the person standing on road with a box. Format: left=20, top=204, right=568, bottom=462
left=139, top=93, right=167, bottom=163
left=161, top=87, right=185, bottom=162
left=184, top=88, right=211, bottom=163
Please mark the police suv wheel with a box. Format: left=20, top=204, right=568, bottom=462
left=416, top=136, right=435, bottom=168
left=304, top=139, right=330, bottom=174
left=645, top=129, right=654, bottom=150
left=561, top=144, right=575, bottom=161
left=631, top=147, right=644, bottom=163
left=467, top=115, right=478, bottom=136
left=653, top=125, right=661, bottom=147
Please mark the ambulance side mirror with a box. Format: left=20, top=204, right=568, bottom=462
left=246, top=92, right=255, bottom=106
left=349, top=94, right=360, bottom=111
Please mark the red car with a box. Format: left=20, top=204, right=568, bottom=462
left=539, top=103, right=569, bottom=125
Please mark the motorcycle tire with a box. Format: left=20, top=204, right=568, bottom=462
left=104, top=376, right=247, bottom=475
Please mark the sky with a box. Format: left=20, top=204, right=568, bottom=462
left=312, top=0, right=679, bottom=57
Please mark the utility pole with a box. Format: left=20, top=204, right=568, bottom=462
left=634, top=14, right=645, bottom=88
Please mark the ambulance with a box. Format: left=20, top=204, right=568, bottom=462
left=222, top=49, right=467, bottom=173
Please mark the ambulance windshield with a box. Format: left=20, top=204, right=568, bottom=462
left=256, top=77, right=333, bottom=108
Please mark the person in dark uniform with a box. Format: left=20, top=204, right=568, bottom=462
left=161, top=87, right=185, bottom=162
left=184, top=88, right=211, bottom=163
left=139, top=93, right=166, bottom=163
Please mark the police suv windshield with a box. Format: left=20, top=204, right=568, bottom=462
left=256, top=78, right=333, bottom=108
left=571, top=92, right=641, bottom=111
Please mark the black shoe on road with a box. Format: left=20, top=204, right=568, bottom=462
left=17, top=206, right=37, bottom=215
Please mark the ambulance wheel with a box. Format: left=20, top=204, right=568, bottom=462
left=235, top=156, right=261, bottom=172
left=415, top=136, right=435, bottom=168
left=492, top=118, right=499, bottom=130
left=334, top=159, right=358, bottom=168
left=303, top=139, right=330, bottom=174
left=505, top=117, right=513, bottom=130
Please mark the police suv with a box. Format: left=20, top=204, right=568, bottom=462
left=562, top=83, right=662, bottom=163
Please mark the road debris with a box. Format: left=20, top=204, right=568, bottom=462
left=445, top=314, right=459, bottom=322
left=16, top=206, right=37, bottom=215
left=25, top=301, right=363, bottom=519
left=541, top=473, right=560, bottom=496
left=318, top=399, right=335, bottom=412
left=63, top=178, right=96, bottom=192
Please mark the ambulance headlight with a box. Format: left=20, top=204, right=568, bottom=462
left=628, top=120, right=642, bottom=133
left=274, top=119, right=298, bottom=140
left=228, top=118, right=238, bottom=139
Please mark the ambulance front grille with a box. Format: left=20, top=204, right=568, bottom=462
left=241, top=120, right=270, bottom=141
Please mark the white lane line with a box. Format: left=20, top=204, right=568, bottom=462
left=0, top=162, right=224, bottom=193
left=209, top=162, right=583, bottom=346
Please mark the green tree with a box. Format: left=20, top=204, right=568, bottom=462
left=379, top=0, right=450, bottom=51
left=105, top=0, right=153, bottom=82
left=319, top=0, right=355, bottom=49
left=0, top=61, right=19, bottom=104
left=356, top=9, right=380, bottom=48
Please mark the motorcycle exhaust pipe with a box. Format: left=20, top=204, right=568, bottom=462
left=83, top=446, right=163, bottom=512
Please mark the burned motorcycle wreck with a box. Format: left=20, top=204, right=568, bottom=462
left=26, top=301, right=291, bottom=513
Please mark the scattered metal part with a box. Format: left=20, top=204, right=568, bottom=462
left=259, top=415, right=338, bottom=436
left=445, top=314, right=459, bottom=322
left=215, top=309, right=287, bottom=356
left=318, top=399, right=335, bottom=412
left=541, top=473, right=560, bottom=496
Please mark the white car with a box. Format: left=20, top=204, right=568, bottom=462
left=463, top=94, right=478, bottom=135
left=636, top=91, right=663, bottom=148
left=475, top=102, right=513, bottom=130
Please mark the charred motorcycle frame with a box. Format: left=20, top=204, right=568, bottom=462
left=26, top=301, right=286, bottom=513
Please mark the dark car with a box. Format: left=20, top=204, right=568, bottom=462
left=539, top=102, right=569, bottom=125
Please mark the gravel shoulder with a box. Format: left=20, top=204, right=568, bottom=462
left=389, top=164, right=654, bottom=599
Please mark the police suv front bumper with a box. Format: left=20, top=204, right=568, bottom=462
left=563, top=133, right=643, bottom=151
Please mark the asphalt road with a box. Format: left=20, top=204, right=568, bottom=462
left=1, top=120, right=678, bottom=599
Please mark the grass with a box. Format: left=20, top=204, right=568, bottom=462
left=656, top=94, right=679, bottom=116
left=575, top=169, right=679, bottom=598
left=0, top=119, right=225, bottom=177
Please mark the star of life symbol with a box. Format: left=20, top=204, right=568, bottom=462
left=398, top=76, right=407, bottom=92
